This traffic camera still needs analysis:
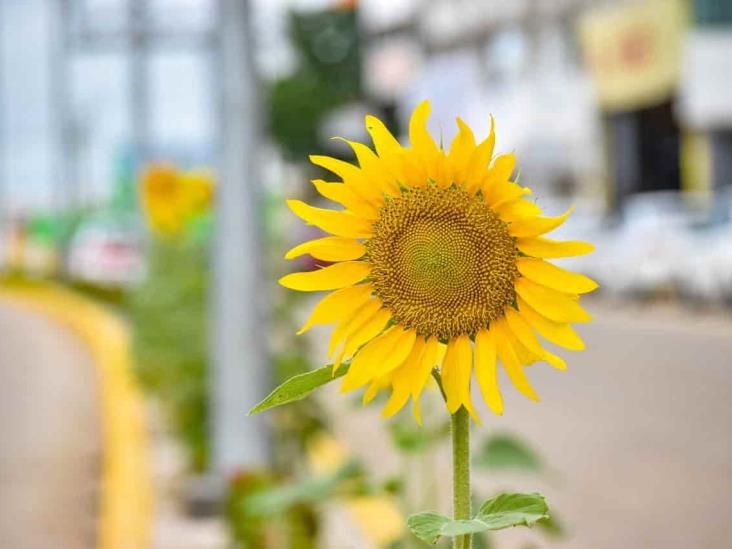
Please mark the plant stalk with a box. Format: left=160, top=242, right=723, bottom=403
left=451, top=405, right=472, bottom=549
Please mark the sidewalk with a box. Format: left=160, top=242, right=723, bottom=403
left=0, top=302, right=101, bottom=549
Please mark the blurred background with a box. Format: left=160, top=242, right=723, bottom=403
left=0, top=0, right=731, bottom=548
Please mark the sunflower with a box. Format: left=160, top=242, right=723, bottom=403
left=140, top=164, right=215, bottom=237
left=280, top=101, right=596, bottom=421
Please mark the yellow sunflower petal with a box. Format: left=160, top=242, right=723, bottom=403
left=517, top=296, right=585, bottom=351
left=371, top=327, right=417, bottom=380
left=296, top=284, right=372, bottom=335
left=440, top=334, right=473, bottom=414
left=309, top=155, right=364, bottom=184
left=485, top=153, right=516, bottom=186
left=485, top=180, right=532, bottom=209
left=397, top=149, right=428, bottom=187
left=328, top=298, right=383, bottom=357
left=517, top=237, right=595, bottom=258
left=474, top=328, right=503, bottom=415
left=516, top=258, right=598, bottom=294
left=504, top=307, right=567, bottom=371
left=511, top=336, right=541, bottom=366
left=515, top=278, right=592, bottom=323
left=342, top=326, right=417, bottom=392
left=498, top=198, right=542, bottom=221
left=285, top=236, right=366, bottom=263
left=335, top=137, right=379, bottom=169
left=541, top=349, right=567, bottom=370
left=448, top=117, right=476, bottom=183
left=410, top=336, right=441, bottom=425
left=408, top=101, right=450, bottom=186
left=334, top=307, right=392, bottom=371
left=508, top=206, right=573, bottom=238
left=311, top=180, right=379, bottom=219
left=409, top=100, right=439, bottom=156
left=287, top=199, right=373, bottom=238
left=365, top=114, right=402, bottom=157
left=412, top=399, right=424, bottom=426
left=336, top=139, right=399, bottom=197
left=382, top=337, right=427, bottom=418
left=464, top=117, right=495, bottom=192
left=375, top=151, right=409, bottom=192
left=412, top=336, right=440, bottom=400
left=504, top=307, right=546, bottom=357
left=363, top=375, right=391, bottom=405
left=492, top=319, right=539, bottom=401
left=279, top=261, right=370, bottom=292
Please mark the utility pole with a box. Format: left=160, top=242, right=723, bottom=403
left=0, top=1, right=5, bottom=226
left=130, top=0, right=150, bottom=160
left=49, top=0, right=76, bottom=212
left=212, top=0, right=269, bottom=474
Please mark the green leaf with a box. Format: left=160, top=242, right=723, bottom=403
left=475, top=492, right=549, bottom=529
left=407, top=513, right=490, bottom=544
left=247, top=363, right=349, bottom=415
left=474, top=434, right=543, bottom=473
left=407, top=492, right=549, bottom=545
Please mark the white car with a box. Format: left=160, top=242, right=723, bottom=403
left=66, top=217, right=145, bottom=288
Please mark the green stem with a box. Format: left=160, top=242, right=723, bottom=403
left=451, top=405, right=472, bottom=549
left=432, top=370, right=473, bottom=549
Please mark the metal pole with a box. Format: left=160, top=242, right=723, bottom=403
left=130, top=0, right=150, bottom=159
left=212, top=0, right=269, bottom=473
left=0, top=0, right=5, bottom=225
left=49, top=0, right=76, bottom=212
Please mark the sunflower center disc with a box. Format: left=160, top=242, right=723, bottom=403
left=368, top=185, right=519, bottom=340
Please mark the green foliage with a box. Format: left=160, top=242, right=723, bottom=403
left=268, top=73, right=338, bottom=160
left=473, top=433, right=543, bottom=473
left=242, top=461, right=363, bottom=518
left=227, top=471, right=274, bottom=548
left=267, top=6, right=362, bottom=160
left=388, top=416, right=450, bottom=455
left=289, top=8, right=361, bottom=97
left=407, top=493, right=549, bottom=545
left=248, top=363, right=349, bottom=416
left=127, top=239, right=210, bottom=472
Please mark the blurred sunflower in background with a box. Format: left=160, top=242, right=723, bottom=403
left=140, top=163, right=215, bottom=237
left=280, top=100, right=596, bottom=422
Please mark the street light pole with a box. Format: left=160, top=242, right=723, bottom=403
left=212, top=0, right=269, bottom=474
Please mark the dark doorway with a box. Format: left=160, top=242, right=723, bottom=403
left=604, top=98, right=681, bottom=212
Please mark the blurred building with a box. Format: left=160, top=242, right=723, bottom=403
left=358, top=0, right=730, bottom=214
left=680, top=0, right=732, bottom=192
left=362, top=0, right=602, bottom=203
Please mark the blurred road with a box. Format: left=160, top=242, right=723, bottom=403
left=0, top=302, right=100, bottom=549
left=1, top=295, right=730, bottom=549
left=326, top=301, right=732, bottom=549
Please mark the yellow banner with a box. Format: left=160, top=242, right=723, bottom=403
left=579, top=0, right=686, bottom=111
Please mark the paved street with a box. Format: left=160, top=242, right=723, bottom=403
left=1, top=296, right=730, bottom=549
left=325, top=301, right=732, bottom=548
left=0, top=301, right=101, bottom=549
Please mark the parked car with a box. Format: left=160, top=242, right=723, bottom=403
left=66, top=216, right=145, bottom=288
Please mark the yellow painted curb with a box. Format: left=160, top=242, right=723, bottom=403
left=0, top=283, right=153, bottom=549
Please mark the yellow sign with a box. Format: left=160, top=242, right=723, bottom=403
left=579, top=0, right=686, bottom=111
